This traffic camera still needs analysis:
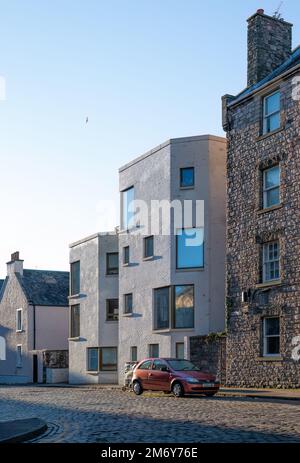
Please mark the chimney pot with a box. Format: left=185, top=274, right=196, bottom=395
left=11, top=251, right=20, bottom=262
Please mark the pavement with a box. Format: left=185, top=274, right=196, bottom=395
left=0, top=418, right=47, bottom=443
left=219, top=387, right=300, bottom=401
left=0, top=385, right=299, bottom=443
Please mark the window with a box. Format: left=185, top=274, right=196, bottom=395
left=176, top=228, right=204, bottom=269
left=149, top=344, right=159, bottom=358
left=107, top=252, right=119, bottom=275
left=123, top=246, right=130, bottom=265
left=154, top=287, right=170, bottom=330
left=87, top=348, right=99, bottom=371
left=176, top=342, right=185, bottom=359
left=122, top=186, right=135, bottom=230
left=131, top=346, right=137, bottom=362
left=152, top=359, right=167, bottom=370
left=87, top=347, right=118, bottom=371
left=124, top=293, right=133, bottom=314
left=70, top=261, right=80, bottom=295
left=154, top=285, right=195, bottom=330
left=16, top=308, right=23, bottom=332
left=263, top=241, right=280, bottom=282
left=106, top=299, right=119, bottom=321
left=180, top=167, right=194, bottom=188
left=263, top=317, right=280, bottom=356
left=263, top=91, right=280, bottom=134
left=174, top=285, right=194, bottom=329
left=144, top=236, right=154, bottom=259
left=16, top=345, right=22, bottom=368
left=138, top=360, right=152, bottom=370
left=70, top=304, right=80, bottom=338
left=263, top=165, right=280, bottom=209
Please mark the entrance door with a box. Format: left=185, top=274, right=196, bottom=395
left=33, top=354, right=38, bottom=383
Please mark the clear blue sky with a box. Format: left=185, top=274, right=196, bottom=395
left=0, top=0, right=299, bottom=276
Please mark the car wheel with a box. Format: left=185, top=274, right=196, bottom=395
left=133, top=380, right=143, bottom=395
left=172, top=382, right=184, bottom=398
left=205, top=392, right=217, bottom=397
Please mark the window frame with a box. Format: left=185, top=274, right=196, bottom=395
left=143, top=235, right=154, bottom=259
left=262, top=241, right=280, bottom=283
left=16, top=344, right=22, bottom=368
left=70, top=260, right=80, bottom=296
left=149, top=343, right=159, bottom=358
left=180, top=167, right=195, bottom=188
left=123, top=246, right=130, bottom=265
left=263, top=165, right=280, bottom=209
left=176, top=228, right=204, bottom=270
left=263, top=317, right=280, bottom=357
left=106, top=299, right=119, bottom=322
left=70, top=304, right=80, bottom=338
left=99, top=347, right=118, bottom=371
left=130, top=346, right=137, bottom=362
left=153, top=286, right=171, bottom=330
left=124, top=293, right=133, bottom=314
left=87, top=347, right=99, bottom=372
left=121, top=186, right=135, bottom=231
left=173, top=284, right=195, bottom=329
left=106, top=252, right=119, bottom=276
left=16, top=308, right=23, bottom=332
left=262, top=90, right=281, bottom=135
left=176, top=342, right=185, bottom=359
left=153, top=285, right=195, bottom=331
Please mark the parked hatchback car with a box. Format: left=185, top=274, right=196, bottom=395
left=132, top=358, right=220, bottom=397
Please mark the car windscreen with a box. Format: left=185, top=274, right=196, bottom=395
left=167, top=360, right=200, bottom=371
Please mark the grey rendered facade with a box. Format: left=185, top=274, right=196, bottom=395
left=118, top=135, right=226, bottom=383
left=68, top=232, right=119, bottom=384
left=0, top=253, right=69, bottom=384
left=223, top=10, right=300, bottom=387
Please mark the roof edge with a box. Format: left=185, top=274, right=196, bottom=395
left=69, top=231, right=118, bottom=248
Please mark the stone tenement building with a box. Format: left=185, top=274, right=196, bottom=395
left=222, top=10, right=300, bottom=387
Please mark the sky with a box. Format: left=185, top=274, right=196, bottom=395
left=0, top=0, right=299, bottom=276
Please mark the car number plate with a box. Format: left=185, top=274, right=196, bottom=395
left=204, top=383, right=214, bottom=387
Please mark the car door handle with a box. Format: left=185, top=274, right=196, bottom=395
left=148, top=373, right=153, bottom=377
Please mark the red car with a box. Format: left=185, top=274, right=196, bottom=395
left=132, top=358, right=220, bottom=397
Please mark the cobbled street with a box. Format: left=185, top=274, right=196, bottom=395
left=0, top=386, right=299, bottom=443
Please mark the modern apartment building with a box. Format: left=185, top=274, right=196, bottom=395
left=68, top=232, right=119, bottom=384
left=223, top=10, right=300, bottom=387
left=118, top=135, right=226, bottom=383
left=0, top=252, right=69, bottom=384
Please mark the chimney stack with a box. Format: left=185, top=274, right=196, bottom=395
left=247, top=9, right=292, bottom=87
left=7, top=251, right=24, bottom=276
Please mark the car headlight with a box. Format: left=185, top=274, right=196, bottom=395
left=186, top=377, right=201, bottom=384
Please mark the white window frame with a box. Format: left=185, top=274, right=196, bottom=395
left=263, top=165, right=280, bottom=209
left=16, top=344, right=22, bottom=368
left=16, top=308, right=23, bottom=332
left=263, top=91, right=281, bottom=134
left=263, top=241, right=280, bottom=283
left=263, top=317, right=280, bottom=357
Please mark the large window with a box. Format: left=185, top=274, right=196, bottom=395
left=70, top=261, right=80, bottom=296
left=16, top=345, right=22, bottom=368
left=154, top=285, right=194, bottom=330
left=144, top=236, right=154, bottom=259
left=149, top=344, right=159, bottom=358
left=263, top=241, right=280, bottom=282
left=263, top=91, right=280, bottom=134
left=176, top=228, right=204, bottom=269
left=154, top=287, right=170, bottom=330
left=87, top=347, right=118, bottom=371
left=122, top=186, right=135, bottom=230
left=174, top=285, right=194, bottom=329
left=70, top=304, right=80, bottom=338
left=180, top=167, right=194, bottom=188
left=107, top=252, right=119, bottom=275
left=16, top=308, right=23, bottom=332
left=106, top=299, right=119, bottom=321
left=263, top=317, right=280, bottom=356
left=263, top=166, right=280, bottom=209
left=124, top=293, right=133, bottom=314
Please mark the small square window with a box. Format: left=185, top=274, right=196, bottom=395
left=144, top=236, right=154, bottom=259
left=107, top=252, right=119, bottom=275
left=123, top=246, right=130, bottom=265
left=124, top=293, right=133, bottom=314
left=180, top=167, right=194, bottom=188
left=263, top=91, right=280, bottom=134
left=149, top=344, right=159, bottom=358
left=106, top=299, right=119, bottom=321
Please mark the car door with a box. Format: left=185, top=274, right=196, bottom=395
left=147, top=359, right=171, bottom=391
left=135, top=360, right=153, bottom=389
